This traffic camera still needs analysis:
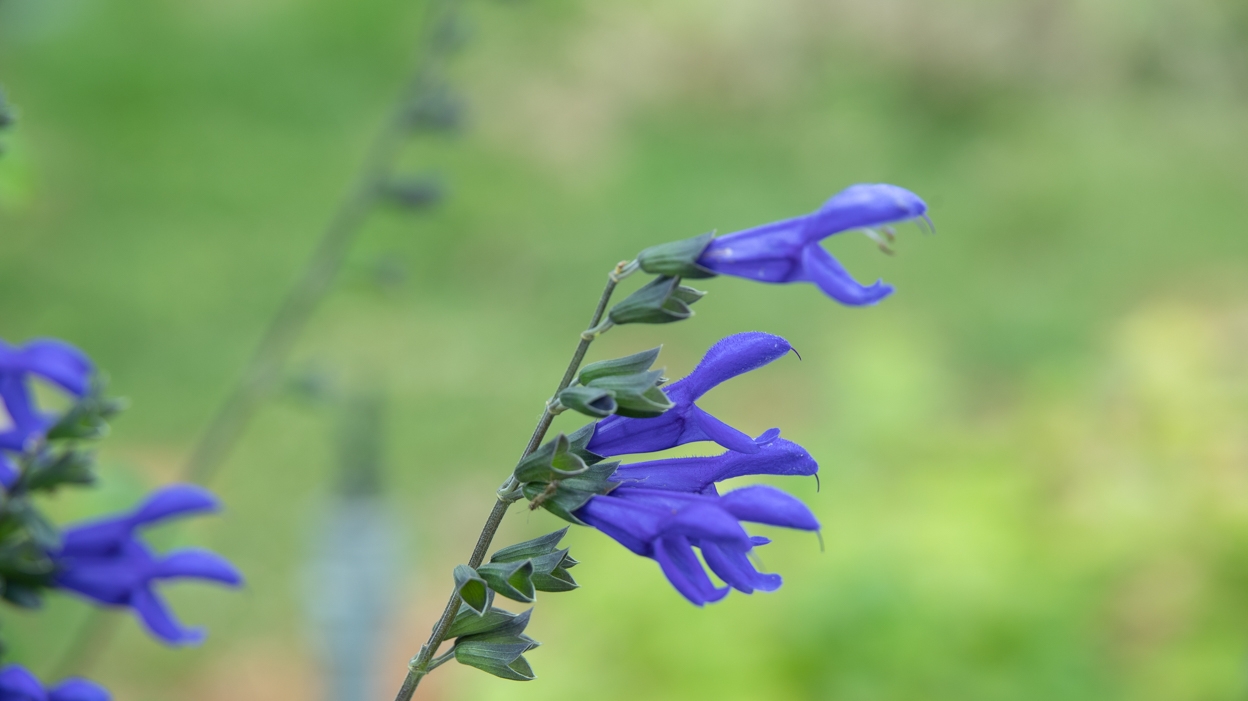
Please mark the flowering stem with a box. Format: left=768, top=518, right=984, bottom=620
left=392, top=263, right=628, bottom=701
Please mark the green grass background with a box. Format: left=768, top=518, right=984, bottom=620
left=3, top=0, right=1248, bottom=699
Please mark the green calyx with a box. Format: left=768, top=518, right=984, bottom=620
left=608, top=275, right=707, bottom=326
left=513, top=434, right=589, bottom=484
left=490, top=528, right=579, bottom=593
left=636, top=231, right=717, bottom=279
left=449, top=606, right=540, bottom=681
left=453, top=564, right=492, bottom=615
left=520, top=460, right=619, bottom=526
left=555, top=347, right=674, bottom=419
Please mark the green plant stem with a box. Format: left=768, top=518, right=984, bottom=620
left=47, top=0, right=461, bottom=681
left=392, top=264, right=627, bottom=701
left=183, top=0, right=458, bottom=486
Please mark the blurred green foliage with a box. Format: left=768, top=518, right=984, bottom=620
left=2, top=0, right=1248, bottom=699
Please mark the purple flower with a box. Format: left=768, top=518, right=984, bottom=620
left=52, top=484, right=243, bottom=645
left=0, top=338, right=94, bottom=487
left=576, top=485, right=819, bottom=605
left=696, top=184, right=928, bottom=305
left=576, top=329, right=822, bottom=604
left=587, top=332, right=793, bottom=457
left=0, top=665, right=109, bottom=701
left=610, top=429, right=817, bottom=494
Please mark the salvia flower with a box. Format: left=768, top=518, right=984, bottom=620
left=52, top=484, right=243, bottom=645
left=586, top=332, right=793, bottom=457
left=0, top=665, right=109, bottom=701
left=574, top=331, right=822, bottom=605
left=0, top=339, right=94, bottom=488
left=610, top=428, right=817, bottom=494
left=576, top=485, right=819, bottom=605
left=696, top=183, right=928, bottom=305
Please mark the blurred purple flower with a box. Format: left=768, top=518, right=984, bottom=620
left=586, top=332, right=794, bottom=457
left=0, top=664, right=109, bottom=701
left=576, top=485, right=819, bottom=605
left=0, top=338, right=94, bottom=488
left=52, top=484, right=243, bottom=645
left=697, top=183, right=928, bottom=305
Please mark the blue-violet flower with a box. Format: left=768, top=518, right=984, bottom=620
left=697, top=183, right=928, bottom=305
left=0, top=664, right=109, bottom=701
left=587, top=332, right=793, bottom=457
left=52, top=484, right=243, bottom=645
left=576, top=485, right=819, bottom=605
left=0, top=338, right=94, bottom=488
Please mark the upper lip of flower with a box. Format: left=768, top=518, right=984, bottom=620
left=692, top=183, right=929, bottom=306
left=586, top=332, right=795, bottom=458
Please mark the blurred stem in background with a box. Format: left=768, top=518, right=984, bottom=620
left=49, top=0, right=468, bottom=679
left=305, top=388, right=400, bottom=701
left=392, top=264, right=628, bottom=700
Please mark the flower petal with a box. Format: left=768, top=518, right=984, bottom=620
left=48, top=679, right=111, bottom=701
left=152, top=549, right=244, bottom=586
left=654, top=535, right=729, bottom=606
left=612, top=435, right=817, bottom=493
left=0, top=664, right=47, bottom=701
left=718, top=485, right=820, bottom=531
left=130, top=484, right=221, bottom=527
left=575, top=495, right=666, bottom=556
left=682, top=405, right=760, bottom=454
left=700, top=541, right=782, bottom=594
left=587, top=409, right=688, bottom=457
left=798, top=244, right=893, bottom=306
left=665, top=332, right=792, bottom=404
left=0, top=453, right=17, bottom=491
left=803, top=184, right=928, bottom=243
left=130, top=585, right=205, bottom=646
left=14, top=340, right=94, bottom=397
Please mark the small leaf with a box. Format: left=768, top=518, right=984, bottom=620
left=490, top=529, right=568, bottom=563
left=1, top=582, right=44, bottom=609
left=454, top=564, right=492, bottom=615
left=21, top=450, right=96, bottom=493
left=6, top=501, right=60, bottom=551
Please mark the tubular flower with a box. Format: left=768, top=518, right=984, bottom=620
left=586, top=332, right=794, bottom=457
left=0, top=665, right=109, bottom=701
left=575, top=485, right=819, bottom=605
left=610, top=428, right=816, bottom=494
left=0, top=339, right=94, bottom=488
left=52, top=484, right=243, bottom=645
left=696, top=183, right=928, bottom=305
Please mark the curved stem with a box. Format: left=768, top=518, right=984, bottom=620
left=392, top=264, right=626, bottom=701
left=49, top=0, right=462, bottom=681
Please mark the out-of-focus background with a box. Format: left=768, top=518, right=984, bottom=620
left=3, top=0, right=1248, bottom=699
